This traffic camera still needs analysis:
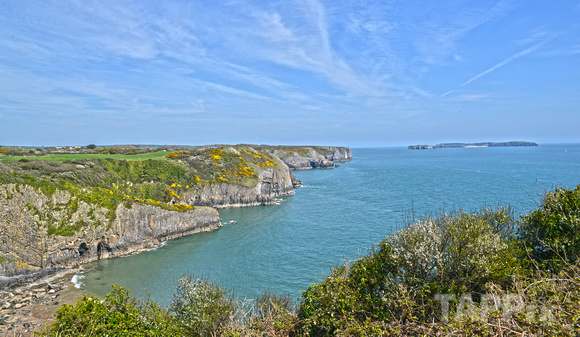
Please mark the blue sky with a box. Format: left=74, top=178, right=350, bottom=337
left=1, top=1, right=579, bottom=147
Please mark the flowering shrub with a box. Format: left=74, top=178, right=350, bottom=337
left=388, top=207, right=521, bottom=293
left=100, top=148, right=121, bottom=154
left=176, top=146, right=277, bottom=187
left=165, top=151, right=191, bottom=159
left=299, top=207, right=524, bottom=334
left=142, top=198, right=195, bottom=212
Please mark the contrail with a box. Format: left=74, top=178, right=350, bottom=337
left=441, top=32, right=559, bottom=98
left=461, top=35, right=555, bottom=87
left=440, top=89, right=454, bottom=98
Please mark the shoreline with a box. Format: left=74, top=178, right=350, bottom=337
left=0, top=239, right=184, bottom=336
left=0, top=269, right=87, bottom=336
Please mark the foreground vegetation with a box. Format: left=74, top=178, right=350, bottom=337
left=41, top=186, right=580, bottom=336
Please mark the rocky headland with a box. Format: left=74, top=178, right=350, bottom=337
left=0, top=145, right=351, bottom=284
left=258, top=145, right=352, bottom=170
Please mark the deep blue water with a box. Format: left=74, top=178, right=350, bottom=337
left=77, top=144, right=580, bottom=306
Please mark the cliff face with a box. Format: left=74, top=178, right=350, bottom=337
left=327, top=147, right=353, bottom=162
left=261, top=146, right=353, bottom=170
left=0, top=184, right=221, bottom=285
left=0, top=144, right=353, bottom=286
left=182, top=164, right=295, bottom=208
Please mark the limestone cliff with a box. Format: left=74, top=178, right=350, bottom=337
left=0, top=184, right=220, bottom=286
left=259, top=146, right=353, bottom=170
left=180, top=146, right=296, bottom=208
left=182, top=167, right=294, bottom=208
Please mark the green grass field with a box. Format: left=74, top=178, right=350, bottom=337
left=0, top=151, right=170, bottom=163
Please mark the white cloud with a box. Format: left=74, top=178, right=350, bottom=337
left=1, top=0, right=579, bottom=145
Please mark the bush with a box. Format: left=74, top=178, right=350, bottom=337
left=389, top=207, right=524, bottom=293
left=170, top=275, right=237, bottom=336
left=519, top=186, right=580, bottom=271
left=255, top=291, right=294, bottom=319
left=41, top=285, right=174, bottom=336
left=298, top=207, right=525, bottom=334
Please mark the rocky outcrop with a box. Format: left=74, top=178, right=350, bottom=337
left=41, top=204, right=221, bottom=268
left=261, top=146, right=352, bottom=170
left=0, top=184, right=221, bottom=286
left=326, top=147, right=353, bottom=162
left=282, top=149, right=335, bottom=170
left=182, top=167, right=295, bottom=208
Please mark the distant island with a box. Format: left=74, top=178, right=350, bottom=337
left=408, top=141, right=538, bottom=150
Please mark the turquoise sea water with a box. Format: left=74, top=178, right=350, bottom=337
left=77, top=145, right=580, bottom=306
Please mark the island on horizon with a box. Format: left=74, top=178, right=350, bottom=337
left=408, top=141, right=538, bottom=150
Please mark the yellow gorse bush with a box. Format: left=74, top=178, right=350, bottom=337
left=163, top=146, right=278, bottom=188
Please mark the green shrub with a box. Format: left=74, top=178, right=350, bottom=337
left=298, top=207, right=525, bottom=335
left=519, top=186, right=580, bottom=271
left=255, top=291, right=294, bottom=319
left=170, top=275, right=237, bottom=336
left=41, top=285, right=174, bottom=336
left=389, top=207, right=524, bottom=293
left=250, top=292, right=297, bottom=335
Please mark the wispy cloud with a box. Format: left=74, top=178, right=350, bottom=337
left=441, top=93, right=496, bottom=102
left=412, top=0, right=521, bottom=65
left=1, top=0, right=579, bottom=145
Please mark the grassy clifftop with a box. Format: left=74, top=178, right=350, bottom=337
left=0, top=145, right=290, bottom=235
left=0, top=144, right=348, bottom=237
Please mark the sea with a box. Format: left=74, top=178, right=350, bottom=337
left=75, top=144, right=580, bottom=306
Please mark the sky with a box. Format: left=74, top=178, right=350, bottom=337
left=0, top=1, right=579, bottom=147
